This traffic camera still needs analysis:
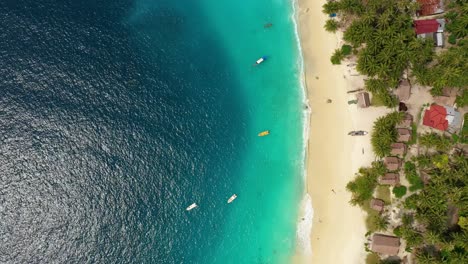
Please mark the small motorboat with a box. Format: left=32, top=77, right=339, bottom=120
left=186, top=203, right=198, bottom=211
left=254, top=56, right=268, bottom=65
left=258, top=130, right=270, bottom=137
left=348, top=130, right=368, bottom=136
left=227, top=194, right=237, bottom=203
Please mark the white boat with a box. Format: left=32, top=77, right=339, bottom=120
left=227, top=194, right=237, bottom=203
left=186, top=203, right=197, bottom=211
left=255, top=56, right=268, bottom=65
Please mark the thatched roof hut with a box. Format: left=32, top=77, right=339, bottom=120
left=370, top=198, right=385, bottom=212
left=384, top=157, right=401, bottom=171
left=395, top=80, right=411, bottom=102
left=397, top=128, right=411, bottom=142
left=379, top=173, right=400, bottom=185
left=371, top=234, right=400, bottom=255
left=391, top=143, right=406, bottom=156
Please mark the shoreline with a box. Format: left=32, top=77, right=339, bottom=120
left=292, top=0, right=379, bottom=262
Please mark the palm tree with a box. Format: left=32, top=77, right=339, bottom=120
left=322, top=1, right=341, bottom=15
left=324, top=19, right=339, bottom=33
left=330, top=49, right=345, bottom=65
left=373, top=215, right=389, bottom=231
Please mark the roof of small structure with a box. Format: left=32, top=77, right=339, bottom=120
left=395, top=80, right=411, bottom=101
left=399, top=113, right=413, bottom=127
left=423, top=104, right=448, bottom=131
left=356, top=92, right=371, bottom=108
left=391, top=143, right=406, bottom=155
left=370, top=199, right=385, bottom=212
left=379, top=173, right=400, bottom=185
left=372, top=234, right=400, bottom=255
left=384, top=157, right=401, bottom=171
left=414, top=19, right=439, bottom=34
left=417, top=0, right=444, bottom=16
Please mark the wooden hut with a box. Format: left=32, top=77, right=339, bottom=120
left=371, top=234, right=400, bottom=255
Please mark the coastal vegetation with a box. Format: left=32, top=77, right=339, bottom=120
left=348, top=111, right=467, bottom=263
left=322, top=1, right=468, bottom=262
left=370, top=112, right=404, bottom=157
left=324, top=19, right=339, bottom=33
left=346, top=161, right=386, bottom=206
left=323, top=0, right=468, bottom=108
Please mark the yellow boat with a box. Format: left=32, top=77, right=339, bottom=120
left=258, top=130, right=270, bottom=137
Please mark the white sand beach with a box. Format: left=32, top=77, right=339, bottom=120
left=293, top=0, right=393, bottom=263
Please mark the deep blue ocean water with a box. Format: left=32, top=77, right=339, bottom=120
left=0, top=1, right=304, bottom=263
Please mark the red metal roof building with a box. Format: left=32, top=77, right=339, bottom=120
left=423, top=104, right=448, bottom=131
left=414, top=19, right=439, bottom=34
left=417, top=0, right=444, bottom=16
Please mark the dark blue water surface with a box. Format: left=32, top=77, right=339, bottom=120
left=0, top=1, right=247, bottom=263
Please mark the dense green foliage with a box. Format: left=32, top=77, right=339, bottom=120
left=324, top=19, right=339, bottom=33
left=400, top=153, right=468, bottom=262
left=404, top=161, right=424, bottom=191
left=392, top=185, right=407, bottom=198
left=346, top=162, right=386, bottom=206
left=371, top=112, right=404, bottom=157
left=445, top=2, right=468, bottom=39
left=419, top=132, right=453, bottom=152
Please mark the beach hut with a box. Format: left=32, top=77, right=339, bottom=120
left=370, top=199, right=385, bottom=213
left=399, top=113, right=413, bottom=127
left=384, top=157, right=401, bottom=171
left=395, top=80, right=411, bottom=102
left=356, top=92, right=371, bottom=108
left=397, top=128, right=411, bottom=142
left=371, top=234, right=400, bottom=255
left=379, top=173, right=400, bottom=185
left=391, top=143, right=406, bottom=156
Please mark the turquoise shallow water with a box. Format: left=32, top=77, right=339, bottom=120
left=1, top=0, right=304, bottom=263
left=197, top=1, right=305, bottom=263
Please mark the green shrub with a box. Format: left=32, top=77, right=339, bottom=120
left=393, top=226, right=402, bottom=237
left=393, top=185, right=407, bottom=198
left=341, top=44, right=352, bottom=56
left=331, top=49, right=345, bottom=65
left=448, top=34, right=457, bottom=45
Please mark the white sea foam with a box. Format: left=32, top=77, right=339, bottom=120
left=291, top=0, right=314, bottom=256
left=296, top=194, right=313, bottom=255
